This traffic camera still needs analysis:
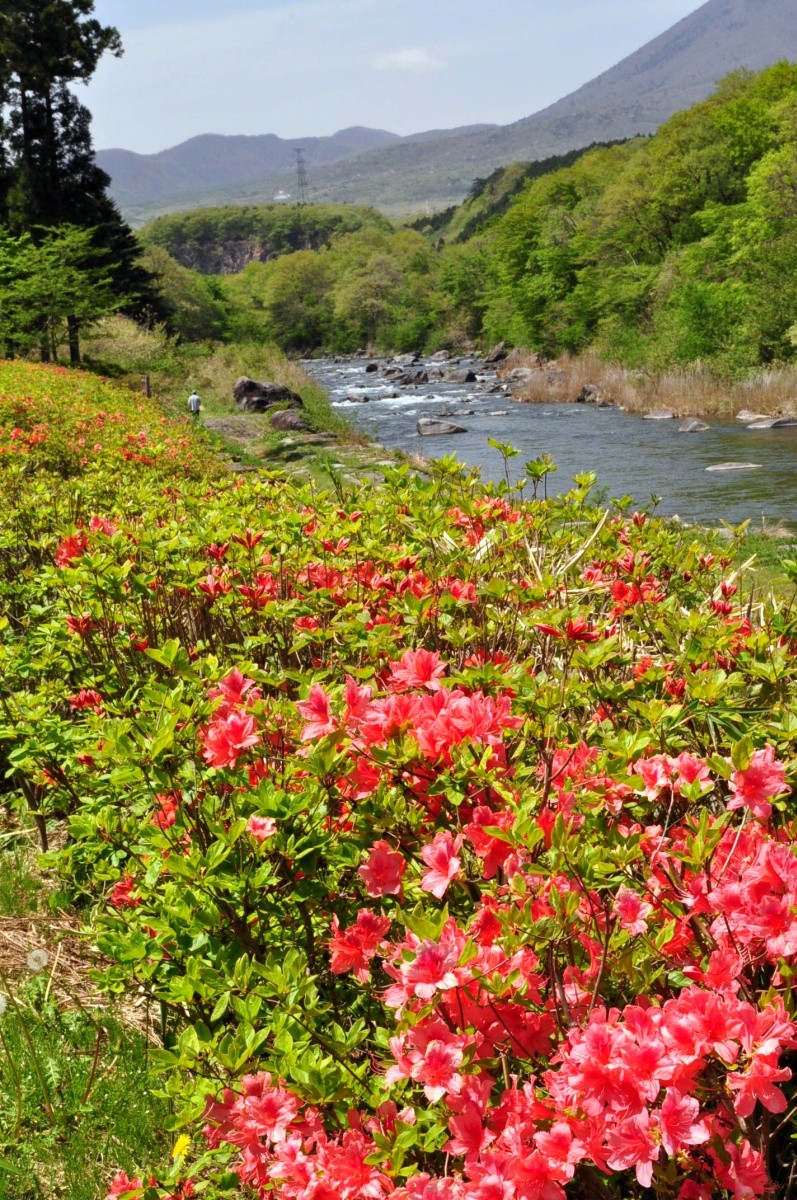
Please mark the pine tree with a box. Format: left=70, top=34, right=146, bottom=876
left=0, top=2, right=161, bottom=360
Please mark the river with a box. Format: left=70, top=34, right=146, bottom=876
left=303, top=355, right=797, bottom=531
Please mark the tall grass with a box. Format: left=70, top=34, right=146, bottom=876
left=501, top=350, right=797, bottom=418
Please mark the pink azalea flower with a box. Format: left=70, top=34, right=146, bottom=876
left=657, top=1089, right=709, bottom=1155
left=389, top=648, right=447, bottom=692
left=727, top=745, right=788, bottom=820
left=208, top=668, right=259, bottom=707
left=104, top=1172, right=143, bottom=1200
left=614, top=884, right=653, bottom=935
left=296, top=683, right=337, bottom=741
left=409, top=1039, right=465, bottom=1102
left=605, top=1111, right=659, bottom=1187
left=248, top=815, right=277, bottom=841
left=727, top=1054, right=792, bottom=1117
left=329, top=910, right=391, bottom=982
left=201, top=710, right=260, bottom=768
left=421, top=831, right=463, bottom=899
left=359, top=840, right=406, bottom=897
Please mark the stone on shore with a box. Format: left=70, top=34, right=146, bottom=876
left=270, top=409, right=308, bottom=431
left=233, top=377, right=303, bottom=412
left=484, top=341, right=507, bottom=364
left=504, top=367, right=538, bottom=386
left=735, top=409, right=769, bottom=422
left=417, top=418, right=467, bottom=436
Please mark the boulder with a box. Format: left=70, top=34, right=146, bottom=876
left=484, top=341, right=507, bottom=364
left=398, top=369, right=429, bottom=386
left=417, top=418, right=467, bottom=436
left=393, top=353, right=419, bottom=366
left=445, top=368, right=478, bottom=384
left=382, top=366, right=404, bottom=380
left=642, top=409, right=675, bottom=420
left=735, top=409, right=769, bottom=422
left=747, top=416, right=797, bottom=429
left=430, top=350, right=451, bottom=362
left=346, top=393, right=370, bottom=403
left=270, top=409, right=308, bottom=432
left=233, top=377, right=303, bottom=412
left=576, top=384, right=603, bottom=404
left=504, top=367, right=538, bottom=386
left=678, top=418, right=710, bottom=432
left=365, top=362, right=379, bottom=373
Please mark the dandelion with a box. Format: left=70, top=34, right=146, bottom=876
left=26, top=949, right=49, bottom=974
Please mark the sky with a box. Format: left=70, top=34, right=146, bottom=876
left=86, top=0, right=705, bottom=154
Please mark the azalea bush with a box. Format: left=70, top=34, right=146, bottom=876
left=0, top=362, right=796, bottom=1199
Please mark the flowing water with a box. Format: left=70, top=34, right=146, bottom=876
left=304, top=355, right=797, bottom=531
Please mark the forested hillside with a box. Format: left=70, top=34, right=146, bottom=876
left=140, top=203, right=390, bottom=274
left=154, top=63, right=797, bottom=375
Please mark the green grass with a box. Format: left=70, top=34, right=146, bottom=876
left=739, top=531, right=797, bottom=597
left=0, top=984, right=169, bottom=1200
left=0, top=841, right=169, bottom=1199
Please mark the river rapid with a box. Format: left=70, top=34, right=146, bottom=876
left=303, top=355, right=797, bottom=532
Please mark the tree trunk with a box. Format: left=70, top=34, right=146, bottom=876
left=67, top=315, right=81, bottom=364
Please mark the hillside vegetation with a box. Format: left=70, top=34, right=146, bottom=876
left=140, top=203, right=390, bottom=273
left=150, top=63, right=797, bottom=379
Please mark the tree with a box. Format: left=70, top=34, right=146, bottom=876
left=0, top=2, right=162, bottom=357
left=0, top=225, right=121, bottom=359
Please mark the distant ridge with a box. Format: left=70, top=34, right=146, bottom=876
left=98, top=124, right=497, bottom=222
left=102, top=0, right=797, bottom=220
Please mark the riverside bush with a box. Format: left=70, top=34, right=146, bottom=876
left=0, top=363, right=795, bottom=1199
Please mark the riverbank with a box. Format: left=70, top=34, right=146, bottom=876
left=500, top=349, right=797, bottom=419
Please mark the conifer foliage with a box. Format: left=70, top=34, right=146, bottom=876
left=0, top=1, right=158, bottom=361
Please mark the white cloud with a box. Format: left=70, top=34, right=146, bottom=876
left=373, top=48, right=443, bottom=73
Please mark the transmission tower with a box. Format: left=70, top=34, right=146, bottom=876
left=295, top=148, right=310, bottom=206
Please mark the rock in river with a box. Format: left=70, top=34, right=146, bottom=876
left=678, top=418, right=710, bottom=432
left=705, top=462, right=762, bottom=472
left=417, top=418, right=467, bottom=436
left=747, top=416, right=797, bottom=429
left=642, top=409, right=675, bottom=420
left=445, top=368, right=478, bottom=384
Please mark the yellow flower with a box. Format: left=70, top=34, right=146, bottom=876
left=172, top=1135, right=191, bottom=1160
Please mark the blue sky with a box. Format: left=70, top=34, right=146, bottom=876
left=87, top=0, right=704, bottom=153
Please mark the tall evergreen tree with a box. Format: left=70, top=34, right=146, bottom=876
left=0, top=2, right=162, bottom=360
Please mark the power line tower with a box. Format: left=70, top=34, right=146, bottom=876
left=295, top=148, right=309, bottom=207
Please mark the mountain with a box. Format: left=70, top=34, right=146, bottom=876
left=102, top=0, right=797, bottom=220
left=295, top=0, right=797, bottom=212
left=99, top=124, right=497, bottom=224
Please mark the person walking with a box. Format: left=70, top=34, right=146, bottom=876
left=188, top=390, right=201, bottom=417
